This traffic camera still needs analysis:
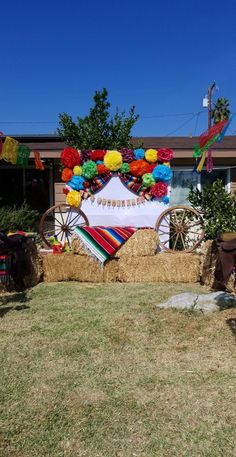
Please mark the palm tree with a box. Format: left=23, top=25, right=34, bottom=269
left=212, top=97, right=230, bottom=124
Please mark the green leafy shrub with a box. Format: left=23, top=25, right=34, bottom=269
left=0, top=202, right=39, bottom=232
left=188, top=179, right=236, bottom=239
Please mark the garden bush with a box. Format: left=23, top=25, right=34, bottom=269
left=188, top=179, right=236, bottom=239
left=0, top=202, right=39, bottom=232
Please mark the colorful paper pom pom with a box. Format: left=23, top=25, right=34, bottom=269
left=134, top=148, right=145, bottom=160
left=82, top=160, right=97, bottom=179
left=145, top=148, right=158, bottom=163
left=66, top=190, right=81, bottom=207
left=162, top=195, right=170, bottom=204
left=120, top=148, right=134, bottom=163
left=158, top=148, right=173, bottom=162
left=104, top=151, right=123, bottom=171
left=97, top=164, right=109, bottom=174
left=163, top=162, right=170, bottom=167
left=142, top=173, right=155, bottom=187
left=63, top=186, right=70, bottom=195
left=150, top=182, right=168, bottom=198
left=121, top=162, right=130, bottom=173
left=61, top=167, right=73, bottom=182
left=68, top=175, right=85, bottom=190
left=81, top=150, right=92, bottom=162
left=73, top=165, right=82, bottom=175
left=152, top=164, right=173, bottom=182
left=91, top=150, right=106, bottom=161
left=129, top=159, right=150, bottom=177
left=61, top=147, right=81, bottom=168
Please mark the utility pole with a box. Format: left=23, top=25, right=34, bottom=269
left=207, top=81, right=216, bottom=129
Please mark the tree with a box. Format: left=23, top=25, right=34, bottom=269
left=188, top=179, right=236, bottom=239
left=58, top=88, right=139, bottom=149
left=212, top=97, right=230, bottom=124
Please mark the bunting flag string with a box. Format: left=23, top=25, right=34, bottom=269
left=34, top=151, right=45, bottom=170
left=0, top=134, right=44, bottom=170
left=83, top=194, right=148, bottom=207
left=192, top=118, right=231, bottom=173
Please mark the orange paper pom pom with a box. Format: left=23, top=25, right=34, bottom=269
left=97, top=164, right=109, bottom=174
left=129, top=159, right=150, bottom=177
left=61, top=168, right=73, bottom=182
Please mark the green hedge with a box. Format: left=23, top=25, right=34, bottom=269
left=0, top=202, right=39, bottom=232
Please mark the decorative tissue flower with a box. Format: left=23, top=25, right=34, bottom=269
left=150, top=182, right=168, bottom=198
left=91, top=150, right=106, bottom=162
left=121, top=162, right=130, bottom=173
left=120, top=148, right=134, bottom=163
left=157, top=148, right=173, bottom=162
left=63, top=186, right=69, bottom=195
left=97, top=164, right=109, bottom=174
left=61, top=167, right=73, bottom=182
left=66, top=190, right=81, bottom=207
left=104, top=150, right=123, bottom=171
left=162, top=195, right=170, bottom=204
left=68, top=175, right=85, bottom=190
left=145, top=148, right=158, bottom=163
left=142, top=173, right=155, bottom=187
left=61, top=147, right=81, bottom=168
left=129, top=159, right=150, bottom=177
left=152, top=164, right=173, bottom=182
left=134, top=148, right=145, bottom=160
left=73, top=165, right=82, bottom=175
left=82, top=160, right=97, bottom=179
left=81, top=149, right=92, bottom=162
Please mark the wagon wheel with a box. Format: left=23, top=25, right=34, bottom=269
left=155, top=205, right=205, bottom=253
left=39, top=204, right=89, bottom=248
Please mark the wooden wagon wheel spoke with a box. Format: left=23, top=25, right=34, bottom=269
left=155, top=205, right=205, bottom=253
left=39, top=204, right=89, bottom=249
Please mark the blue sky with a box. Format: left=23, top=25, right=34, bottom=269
left=1, top=0, right=236, bottom=137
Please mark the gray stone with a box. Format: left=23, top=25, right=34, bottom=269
left=157, top=292, right=236, bottom=314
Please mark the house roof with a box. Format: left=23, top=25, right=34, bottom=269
left=2, top=134, right=236, bottom=159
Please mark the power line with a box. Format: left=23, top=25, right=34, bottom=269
left=165, top=113, right=199, bottom=136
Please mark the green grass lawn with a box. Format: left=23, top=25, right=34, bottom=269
left=1, top=282, right=236, bottom=457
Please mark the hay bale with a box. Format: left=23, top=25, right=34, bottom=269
left=118, top=253, right=200, bottom=283
left=114, top=229, right=159, bottom=257
left=71, top=238, right=88, bottom=256
left=200, top=240, right=236, bottom=292
left=42, top=254, right=118, bottom=282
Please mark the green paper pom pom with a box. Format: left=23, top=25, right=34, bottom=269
left=142, top=173, right=155, bottom=187
left=82, top=160, right=97, bottom=179
left=121, top=162, right=130, bottom=173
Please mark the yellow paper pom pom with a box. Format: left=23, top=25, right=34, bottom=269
left=66, top=190, right=81, bottom=207
left=73, top=165, right=82, bottom=175
left=145, top=149, right=158, bottom=163
left=104, top=150, right=123, bottom=171
left=163, top=162, right=170, bottom=167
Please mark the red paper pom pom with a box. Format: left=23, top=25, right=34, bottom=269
left=61, top=147, right=81, bottom=168
left=91, top=150, right=106, bottom=161
left=61, top=168, right=73, bottom=182
left=129, top=159, right=150, bottom=177
left=97, top=164, right=109, bottom=174
left=150, top=182, right=168, bottom=198
left=83, top=180, right=90, bottom=188
left=158, top=148, right=173, bottom=162
left=63, top=187, right=69, bottom=195
left=148, top=163, right=156, bottom=172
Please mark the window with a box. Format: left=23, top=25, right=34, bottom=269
left=170, top=168, right=229, bottom=205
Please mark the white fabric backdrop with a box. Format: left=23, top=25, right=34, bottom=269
left=80, top=176, right=168, bottom=227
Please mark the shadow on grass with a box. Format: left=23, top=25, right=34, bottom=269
left=0, top=291, right=30, bottom=318
left=226, top=318, right=236, bottom=339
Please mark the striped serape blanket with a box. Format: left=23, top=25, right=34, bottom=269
left=0, top=255, right=9, bottom=283
left=74, top=226, right=138, bottom=264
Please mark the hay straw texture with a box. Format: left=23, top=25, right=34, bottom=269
left=43, top=252, right=200, bottom=283
left=118, top=253, right=200, bottom=283
left=42, top=254, right=119, bottom=283
left=200, top=240, right=236, bottom=293
left=114, top=229, right=159, bottom=258
left=72, top=229, right=159, bottom=258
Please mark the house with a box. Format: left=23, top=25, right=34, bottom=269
left=0, top=134, right=235, bottom=214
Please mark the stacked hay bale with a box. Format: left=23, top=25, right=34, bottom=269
left=200, top=240, right=236, bottom=293
left=43, top=229, right=201, bottom=283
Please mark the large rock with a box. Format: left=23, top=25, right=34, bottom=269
left=157, top=291, right=236, bottom=314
